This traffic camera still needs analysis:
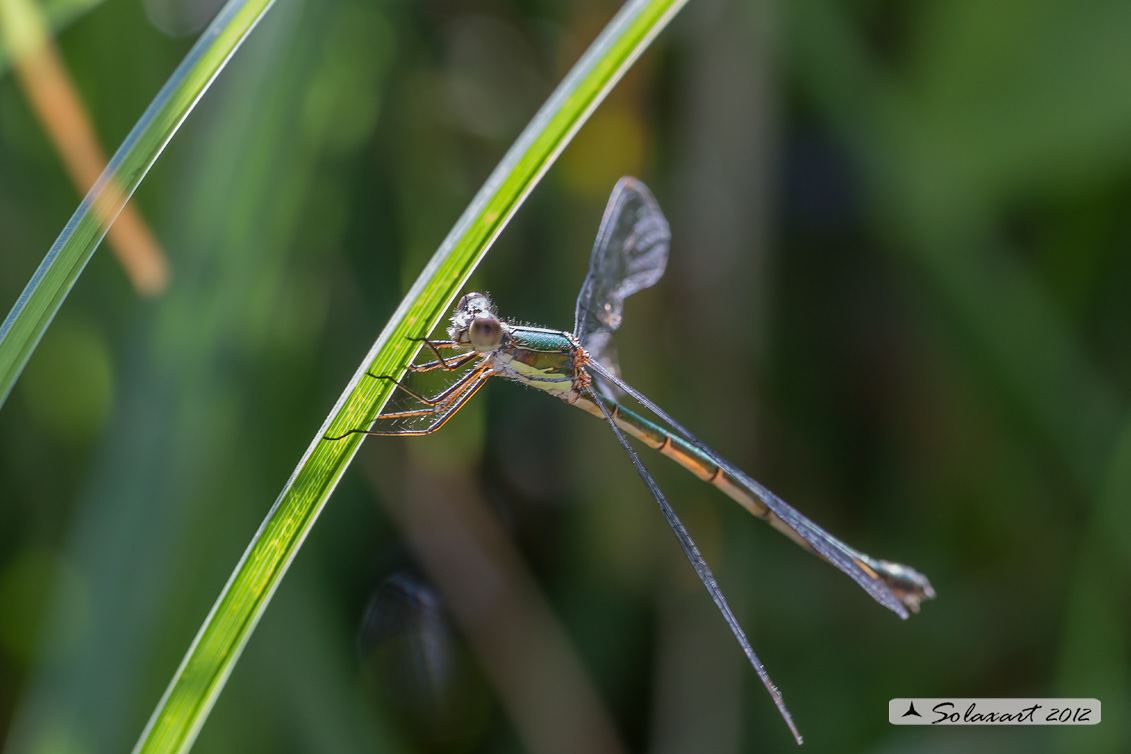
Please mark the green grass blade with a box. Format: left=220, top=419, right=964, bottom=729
left=131, top=0, right=688, bottom=752
left=0, top=0, right=277, bottom=408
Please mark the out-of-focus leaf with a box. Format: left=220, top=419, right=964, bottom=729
left=0, top=0, right=277, bottom=407
left=0, top=0, right=103, bottom=72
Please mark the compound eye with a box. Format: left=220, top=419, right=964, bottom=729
left=457, top=291, right=490, bottom=313
left=469, top=316, right=502, bottom=350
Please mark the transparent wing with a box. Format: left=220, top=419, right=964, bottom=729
left=573, top=177, right=671, bottom=347
left=580, top=331, right=623, bottom=402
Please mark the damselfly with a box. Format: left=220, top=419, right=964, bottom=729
left=331, top=177, right=934, bottom=744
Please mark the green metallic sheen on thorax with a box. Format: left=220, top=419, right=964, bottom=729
left=495, top=325, right=582, bottom=394
left=507, top=326, right=577, bottom=353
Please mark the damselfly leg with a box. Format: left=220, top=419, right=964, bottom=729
left=328, top=338, right=489, bottom=439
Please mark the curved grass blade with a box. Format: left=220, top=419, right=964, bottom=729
left=0, top=0, right=278, bottom=408
left=132, top=1, right=688, bottom=752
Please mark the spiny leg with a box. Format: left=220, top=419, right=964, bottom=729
left=406, top=349, right=480, bottom=374
left=325, top=366, right=488, bottom=440
left=371, top=363, right=485, bottom=416
left=362, top=344, right=477, bottom=383
left=406, top=336, right=465, bottom=370
left=325, top=369, right=490, bottom=439
left=358, top=337, right=474, bottom=384
left=368, top=363, right=484, bottom=408
left=583, top=386, right=803, bottom=745
left=377, top=373, right=490, bottom=436
left=360, top=367, right=486, bottom=419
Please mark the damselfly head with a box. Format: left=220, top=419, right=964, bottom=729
left=449, top=292, right=505, bottom=351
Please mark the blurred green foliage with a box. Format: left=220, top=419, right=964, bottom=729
left=0, top=0, right=103, bottom=72
left=1, top=0, right=1129, bottom=753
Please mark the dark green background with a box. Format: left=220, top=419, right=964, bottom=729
left=1, top=0, right=1129, bottom=752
